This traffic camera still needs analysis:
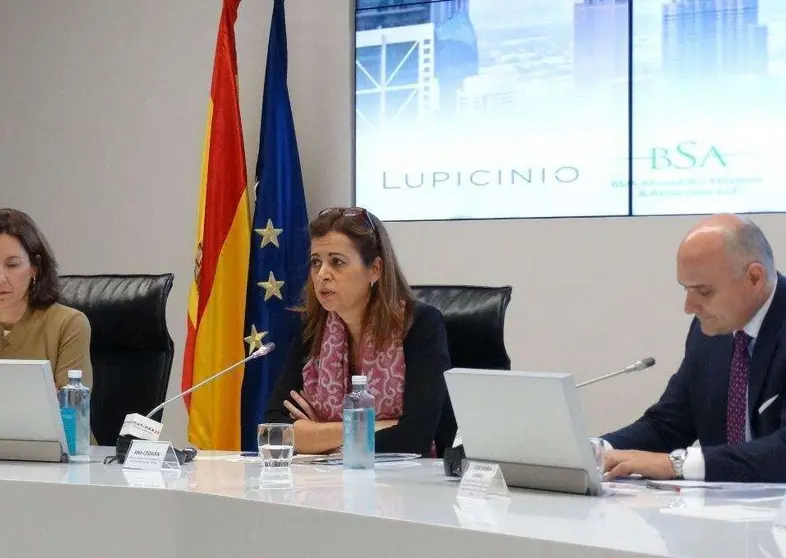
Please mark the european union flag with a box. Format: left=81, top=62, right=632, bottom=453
left=240, top=0, right=309, bottom=452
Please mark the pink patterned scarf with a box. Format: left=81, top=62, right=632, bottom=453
left=302, top=311, right=406, bottom=422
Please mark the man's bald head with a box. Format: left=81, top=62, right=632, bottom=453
left=678, top=214, right=775, bottom=335
left=679, top=214, right=775, bottom=281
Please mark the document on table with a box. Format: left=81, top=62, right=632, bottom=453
left=646, top=480, right=786, bottom=491
left=292, top=453, right=421, bottom=465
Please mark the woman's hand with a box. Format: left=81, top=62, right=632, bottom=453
left=284, top=390, right=318, bottom=422
left=375, top=419, right=398, bottom=432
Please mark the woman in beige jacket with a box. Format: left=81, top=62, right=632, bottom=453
left=0, top=208, right=92, bottom=389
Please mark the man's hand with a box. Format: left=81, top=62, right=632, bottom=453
left=603, top=450, right=676, bottom=480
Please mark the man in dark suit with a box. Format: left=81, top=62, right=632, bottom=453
left=603, top=214, right=786, bottom=482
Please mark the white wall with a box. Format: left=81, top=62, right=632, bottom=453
left=2, top=0, right=785, bottom=447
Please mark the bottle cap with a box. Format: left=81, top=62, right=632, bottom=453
left=68, top=369, right=83, bottom=380
left=351, top=375, right=367, bottom=385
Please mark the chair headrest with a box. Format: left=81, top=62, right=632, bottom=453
left=59, top=274, right=174, bottom=351
left=411, top=285, right=512, bottom=370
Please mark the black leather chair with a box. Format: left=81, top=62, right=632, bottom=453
left=58, top=274, right=175, bottom=446
left=411, top=285, right=512, bottom=457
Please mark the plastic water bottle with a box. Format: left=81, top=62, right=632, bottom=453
left=58, top=370, right=91, bottom=456
left=342, top=375, right=375, bottom=469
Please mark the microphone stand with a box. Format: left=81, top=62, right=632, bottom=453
left=107, top=342, right=276, bottom=465
left=576, top=358, right=656, bottom=388
left=146, top=344, right=275, bottom=419
left=576, top=368, right=635, bottom=388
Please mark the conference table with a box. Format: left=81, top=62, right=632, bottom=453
left=2, top=448, right=786, bottom=558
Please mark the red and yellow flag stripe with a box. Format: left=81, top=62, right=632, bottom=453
left=182, top=0, right=250, bottom=450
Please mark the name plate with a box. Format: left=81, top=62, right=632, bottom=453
left=123, top=440, right=181, bottom=471
left=458, top=461, right=509, bottom=500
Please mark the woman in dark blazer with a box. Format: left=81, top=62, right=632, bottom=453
left=265, top=207, right=451, bottom=456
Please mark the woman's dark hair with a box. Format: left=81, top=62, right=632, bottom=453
left=0, top=208, right=60, bottom=309
left=302, top=207, right=415, bottom=357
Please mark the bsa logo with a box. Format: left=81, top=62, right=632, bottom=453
left=649, top=141, right=728, bottom=170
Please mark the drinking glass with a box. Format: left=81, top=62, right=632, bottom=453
left=257, top=423, right=294, bottom=468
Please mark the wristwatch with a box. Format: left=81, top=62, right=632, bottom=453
left=669, top=448, right=688, bottom=480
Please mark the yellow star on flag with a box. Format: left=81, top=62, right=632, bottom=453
left=255, top=218, right=283, bottom=248
left=243, top=325, right=268, bottom=356
left=258, top=271, right=285, bottom=301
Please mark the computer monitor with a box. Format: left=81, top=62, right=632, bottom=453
left=0, top=359, right=69, bottom=462
left=445, top=368, right=602, bottom=496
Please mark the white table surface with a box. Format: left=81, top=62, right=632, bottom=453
left=2, top=448, right=786, bottom=558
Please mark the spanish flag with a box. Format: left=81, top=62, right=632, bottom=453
left=182, top=0, right=250, bottom=450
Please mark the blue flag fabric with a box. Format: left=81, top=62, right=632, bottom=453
left=240, top=0, right=309, bottom=452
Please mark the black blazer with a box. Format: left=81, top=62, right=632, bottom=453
left=604, top=274, right=786, bottom=482
left=265, top=302, right=451, bottom=455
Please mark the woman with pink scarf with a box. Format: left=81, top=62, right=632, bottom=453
left=264, top=207, right=451, bottom=456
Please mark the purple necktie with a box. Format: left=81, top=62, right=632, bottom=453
left=726, top=331, right=751, bottom=444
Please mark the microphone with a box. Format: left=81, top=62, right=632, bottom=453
left=106, top=342, right=276, bottom=465
left=575, top=357, right=655, bottom=388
